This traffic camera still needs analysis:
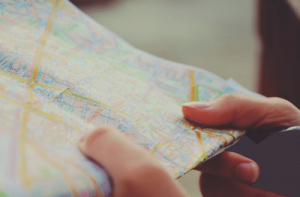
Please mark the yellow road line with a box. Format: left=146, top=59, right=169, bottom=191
left=0, top=35, right=22, bottom=43
left=30, top=0, right=60, bottom=83
left=19, top=87, right=35, bottom=188
left=34, top=82, right=65, bottom=93
left=189, top=70, right=197, bottom=102
left=200, top=129, right=229, bottom=149
left=204, top=128, right=236, bottom=141
left=31, top=107, right=83, bottom=132
left=0, top=70, right=28, bottom=83
left=20, top=108, right=30, bottom=187
left=0, top=93, right=83, bottom=132
left=151, top=141, right=168, bottom=155
left=20, top=0, right=71, bottom=189
left=0, top=94, right=26, bottom=108
left=195, top=131, right=207, bottom=160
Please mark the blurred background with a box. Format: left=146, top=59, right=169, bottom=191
left=71, top=0, right=300, bottom=196
left=72, top=0, right=258, bottom=196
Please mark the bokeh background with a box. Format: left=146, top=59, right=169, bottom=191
left=73, top=0, right=258, bottom=196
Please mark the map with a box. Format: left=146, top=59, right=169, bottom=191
left=0, top=0, right=250, bottom=196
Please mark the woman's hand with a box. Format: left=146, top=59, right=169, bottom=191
left=76, top=94, right=300, bottom=197
left=182, top=93, right=300, bottom=197
left=78, top=126, right=189, bottom=197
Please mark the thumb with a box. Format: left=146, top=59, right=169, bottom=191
left=182, top=94, right=300, bottom=130
left=78, top=126, right=188, bottom=197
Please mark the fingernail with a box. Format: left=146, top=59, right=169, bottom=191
left=182, top=102, right=209, bottom=108
left=236, top=163, right=259, bottom=183
left=78, top=133, right=88, bottom=147
left=79, top=135, right=86, bottom=143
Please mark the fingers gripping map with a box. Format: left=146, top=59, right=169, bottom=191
left=0, top=0, right=246, bottom=196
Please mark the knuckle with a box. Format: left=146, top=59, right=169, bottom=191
left=269, top=97, right=300, bottom=125
left=269, top=97, right=294, bottom=108
left=268, top=97, right=300, bottom=115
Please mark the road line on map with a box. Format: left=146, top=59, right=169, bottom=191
left=195, top=131, right=207, bottom=160
left=204, top=128, right=237, bottom=141
left=151, top=141, right=168, bottom=155
left=30, top=107, right=84, bottom=132
left=0, top=91, right=91, bottom=195
left=0, top=35, right=22, bottom=44
left=0, top=93, right=83, bottom=132
left=0, top=94, right=26, bottom=108
left=189, top=70, right=197, bottom=102
left=196, top=84, right=223, bottom=95
left=18, top=0, right=61, bottom=188
left=226, top=133, right=236, bottom=140
left=20, top=107, right=30, bottom=188
left=30, top=0, right=60, bottom=83
left=0, top=70, right=28, bottom=83
left=19, top=88, right=36, bottom=188
left=200, top=129, right=228, bottom=146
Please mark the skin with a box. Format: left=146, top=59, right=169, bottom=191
left=78, top=126, right=189, bottom=197
left=78, top=93, right=300, bottom=197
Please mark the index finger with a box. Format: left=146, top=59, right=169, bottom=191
left=182, top=94, right=300, bottom=130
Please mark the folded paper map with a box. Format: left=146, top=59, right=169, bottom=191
left=0, top=0, right=260, bottom=196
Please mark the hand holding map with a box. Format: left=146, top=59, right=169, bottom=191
left=78, top=126, right=189, bottom=197
left=184, top=94, right=300, bottom=197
